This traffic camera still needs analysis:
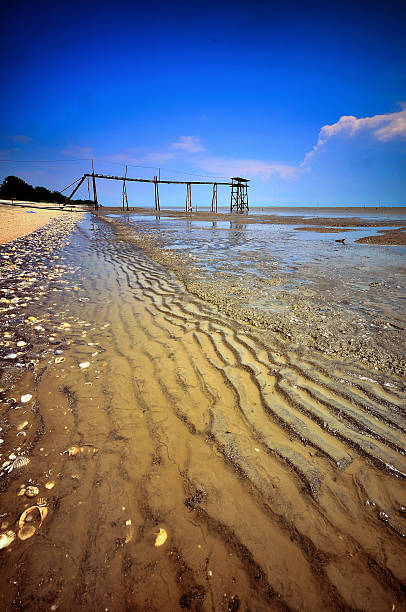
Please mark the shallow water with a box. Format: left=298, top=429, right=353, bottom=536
left=0, top=215, right=405, bottom=610
left=107, top=212, right=406, bottom=332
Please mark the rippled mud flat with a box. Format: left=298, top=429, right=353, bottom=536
left=0, top=215, right=406, bottom=611
left=103, top=212, right=406, bottom=377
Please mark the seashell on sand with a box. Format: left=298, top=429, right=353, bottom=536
left=25, top=485, right=39, bottom=498
left=0, top=530, right=16, bottom=550
left=11, top=456, right=30, bottom=471
left=19, top=506, right=48, bottom=531
left=154, top=528, right=167, bottom=547
left=21, top=394, right=32, bottom=403
left=18, top=525, right=36, bottom=540
left=66, top=446, right=80, bottom=456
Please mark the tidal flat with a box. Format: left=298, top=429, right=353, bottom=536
left=0, top=209, right=405, bottom=611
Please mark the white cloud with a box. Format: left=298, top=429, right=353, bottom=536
left=197, top=156, right=300, bottom=180
left=302, top=106, right=406, bottom=166
left=10, top=134, right=34, bottom=144
left=171, top=136, right=206, bottom=153
left=62, top=145, right=93, bottom=158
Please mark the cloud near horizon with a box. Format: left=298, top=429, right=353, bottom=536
left=302, top=106, right=406, bottom=166
left=171, top=136, right=206, bottom=153
left=196, top=156, right=300, bottom=180
left=10, top=134, right=34, bottom=144
left=59, top=108, right=405, bottom=181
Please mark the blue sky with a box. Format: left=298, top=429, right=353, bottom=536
left=1, top=0, right=405, bottom=207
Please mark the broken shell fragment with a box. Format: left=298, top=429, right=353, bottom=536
left=45, top=481, right=55, bottom=490
left=18, top=525, right=36, bottom=541
left=11, top=456, right=30, bottom=471
left=21, top=394, right=32, bottom=403
left=26, top=316, right=39, bottom=323
left=0, top=530, right=16, bottom=550
left=25, top=486, right=39, bottom=498
left=79, top=362, right=90, bottom=369
left=4, top=456, right=30, bottom=474
left=19, top=506, right=48, bottom=530
left=66, top=446, right=80, bottom=456
left=17, top=421, right=29, bottom=431
left=64, top=445, right=98, bottom=456
left=154, top=528, right=167, bottom=547
left=16, top=341, right=27, bottom=347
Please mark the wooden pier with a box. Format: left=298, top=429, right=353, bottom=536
left=63, top=169, right=249, bottom=213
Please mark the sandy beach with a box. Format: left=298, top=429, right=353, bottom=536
left=0, top=204, right=65, bottom=244
left=0, top=210, right=405, bottom=611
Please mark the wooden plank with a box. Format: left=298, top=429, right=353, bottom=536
left=84, top=173, right=231, bottom=186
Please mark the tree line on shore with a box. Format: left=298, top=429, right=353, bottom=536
left=0, top=176, right=93, bottom=205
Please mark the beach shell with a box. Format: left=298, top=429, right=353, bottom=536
left=154, top=528, right=167, bottom=547
left=16, top=341, right=27, bottom=347
left=45, top=481, right=55, bottom=489
left=11, top=456, right=30, bottom=471
left=17, top=421, right=29, bottom=431
left=4, top=353, right=17, bottom=360
left=55, top=357, right=65, bottom=364
left=18, top=525, right=36, bottom=540
left=19, top=506, right=48, bottom=530
left=79, top=362, right=90, bottom=369
left=25, top=486, right=39, bottom=498
left=0, top=530, right=16, bottom=550
left=125, top=524, right=134, bottom=544
left=21, top=394, right=32, bottom=403
left=66, top=446, right=80, bottom=456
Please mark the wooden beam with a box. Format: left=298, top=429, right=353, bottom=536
left=63, top=176, right=86, bottom=207
left=84, top=173, right=231, bottom=186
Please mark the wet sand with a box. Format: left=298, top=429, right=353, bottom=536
left=0, top=204, right=65, bottom=244
left=101, top=213, right=406, bottom=377
left=102, top=206, right=406, bottom=226
left=0, top=213, right=405, bottom=611
left=356, top=227, right=406, bottom=246
left=103, top=206, right=406, bottom=245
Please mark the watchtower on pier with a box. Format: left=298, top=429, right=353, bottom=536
left=230, top=177, right=249, bottom=213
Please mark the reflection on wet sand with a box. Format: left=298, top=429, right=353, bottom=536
left=0, top=215, right=405, bottom=611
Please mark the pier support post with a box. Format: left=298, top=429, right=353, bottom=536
left=154, top=176, right=160, bottom=211
left=211, top=183, right=218, bottom=213
left=91, top=160, right=99, bottom=211
left=122, top=165, right=129, bottom=211
left=186, top=183, right=192, bottom=212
